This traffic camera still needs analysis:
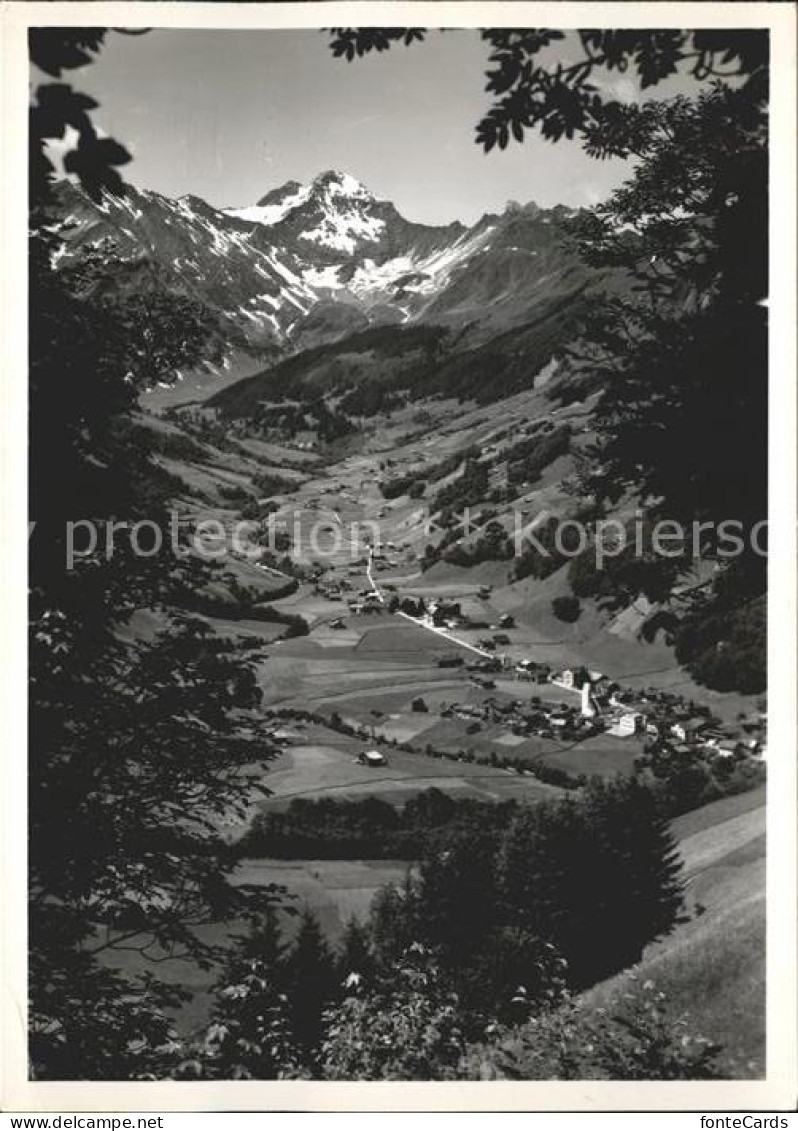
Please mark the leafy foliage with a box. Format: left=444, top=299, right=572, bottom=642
left=465, top=978, right=723, bottom=1080
left=184, top=914, right=302, bottom=1081
left=294, top=780, right=686, bottom=1021
left=30, top=29, right=131, bottom=203
left=559, top=87, right=768, bottom=689
left=329, top=29, right=767, bottom=156
left=57, top=250, right=225, bottom=393
left=674, top=562, right=766, bottom=693
left=496, top=779, right=684, bottom=988
left=320, top=946, right=467, bottom=1081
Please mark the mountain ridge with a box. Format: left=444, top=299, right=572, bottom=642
left=52, top=171, right=599, bottom=367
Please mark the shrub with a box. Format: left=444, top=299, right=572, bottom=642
left=218, top=483, right=253, bottom=504
left=320, top=948, right=467, bottom=1080
left=463, top=979, right=722, bottom=1080
left=552, top=595, right=582, bottom=623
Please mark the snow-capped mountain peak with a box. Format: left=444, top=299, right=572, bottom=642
left=226, top=170, right=383, bottom=253
left=312, top=169, right=372, bottom=197
left=225, top=180, right=313, bottom=226
left=53, top=173, right=587, bottom=358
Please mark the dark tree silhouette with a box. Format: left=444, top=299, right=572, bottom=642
left=282, top=911, right=338, bottom=1062
left=496, top=779, right=684, bottom=987
left=28, top=30, right=284, bottom=1079
left=336, top=917, right=375, bottom=984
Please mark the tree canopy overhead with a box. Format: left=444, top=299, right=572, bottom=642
left=328, top=28, right=767, bottom=153
left=28, top=28, right=283, bottom=1079
left=328, top=25, right=769, bottom=693
left=30, top=29, right=132, bottom=204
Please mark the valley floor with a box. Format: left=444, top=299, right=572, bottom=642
left=127, top=367, right=767, bottom=1073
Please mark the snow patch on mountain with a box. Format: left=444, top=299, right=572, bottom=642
left=326, top=171, right=371, bottom=198
left=345, top=224, right=497, bottom=300
left=349, top=255, right=415, bottom=294
left=303, top=265, right=343, bottom=289
left=300, top=210, right=385, bottom=254
left=225, top=182, right=312, bottom=226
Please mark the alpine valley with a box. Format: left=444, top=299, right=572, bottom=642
left=46, top=170, right=767, bottom=1074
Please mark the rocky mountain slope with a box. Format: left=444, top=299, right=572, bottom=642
left=53, top=170, right=604, bottom=370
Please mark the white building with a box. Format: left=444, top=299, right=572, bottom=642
left=617, top=712, right=644, bottom=736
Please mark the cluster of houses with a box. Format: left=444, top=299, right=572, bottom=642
left=309, top=560, right=767, bottom=764
left=636, top=704, right=767, bottom=760
left=436, top=661, right=767, bottom=758
left=440, top=693, right=604, bottom=742
left=516, top=663, right=767, bottom=760
left=313, top=577, right=352, bottom=601
left=348, top=590, right=384, bottom=616
left=417, top=598, right=515, bottom=636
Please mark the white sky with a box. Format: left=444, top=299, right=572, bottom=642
left=69, top=28, right=700, bottom=224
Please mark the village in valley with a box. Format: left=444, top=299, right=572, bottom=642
left=127, top=368, right=770, bottom=839
left=234, top=471, right=769, bottom=816
left=284, top=581, right=768, bottom=767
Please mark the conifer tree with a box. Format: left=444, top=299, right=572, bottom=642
left=369, top=877, right=418, bottom=966
left=283, top=910, right=338, bottom=1060
left=238, top=905, right=288, bottom=972
left=337, top=917, right=375, bottom=985
left=188, top=940, right=301, bottom=1080
left=496, top=781, right=684, bottom=987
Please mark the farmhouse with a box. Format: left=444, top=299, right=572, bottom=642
left=357, top=749, right=386, bottom=767
left=670, top=717, right=710, bottom=743
left=271, top=727, right=302, bottom=742
left=293, top=429, right=318, bottom=450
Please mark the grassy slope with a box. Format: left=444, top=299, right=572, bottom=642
left=581, top=786, right=766, bottom=1078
